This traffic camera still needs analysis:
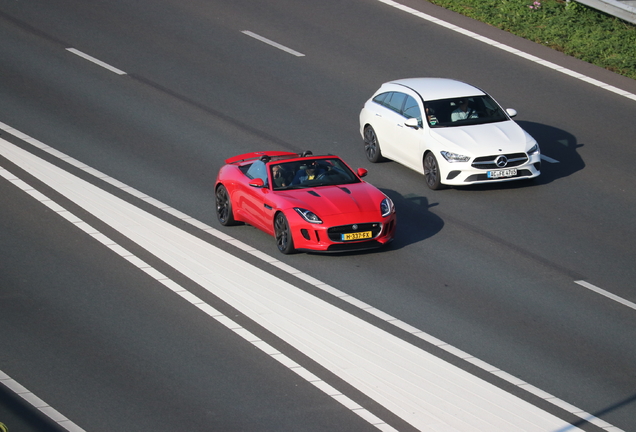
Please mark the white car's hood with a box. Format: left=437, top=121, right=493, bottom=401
left=430, top=121, right=533, bottom=154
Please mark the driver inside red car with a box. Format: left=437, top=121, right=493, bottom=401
left=291, top=161, right=325, bottom=185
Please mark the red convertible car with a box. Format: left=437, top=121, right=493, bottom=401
left=215, top=151, right=396, bottom=253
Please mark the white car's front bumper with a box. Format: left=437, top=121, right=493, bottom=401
left=439, top=152, right=541, bottom=186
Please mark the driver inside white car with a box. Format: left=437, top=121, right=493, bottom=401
left=451, top=99, right=479, bottom=122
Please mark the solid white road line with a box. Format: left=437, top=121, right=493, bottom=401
left=376, top=0, right=636, bottom=102
left=0, top=164, right=394, bottom=432
left=241, top=30, right=305, bottom=57
left=0, top=369, right=85, bottom=432
left=66, top=48, right=127, bottom=75
left=0, top=138, right=585, bottom=431
left=1, top=121, right=625, bottom=431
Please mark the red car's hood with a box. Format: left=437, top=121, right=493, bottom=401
left=277, top=183, right=382, bottom=216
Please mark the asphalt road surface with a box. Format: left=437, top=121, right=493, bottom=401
left=1, top=0, right=635, bottom=431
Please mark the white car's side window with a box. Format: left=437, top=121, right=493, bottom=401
left=372, top=92, right=389, bottom=105
left=386, top=92, right=407, bottom=114
left=402, top=95, right=422, bottom=121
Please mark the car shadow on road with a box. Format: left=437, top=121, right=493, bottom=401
left=306, top=188, right=443, bottom=256
left=358, top=188, right=443, bottom=254
left=518, top=121, right=585, bottom=185
left=567, top=392, right=636, bottom=431
left=0, top=383, right=64, bottom=431
left=449, top=121, right=584, bottom=192
left=387, top=190, right=444, bottom=250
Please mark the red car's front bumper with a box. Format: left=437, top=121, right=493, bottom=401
left=289, top=212, right=397, bottom=253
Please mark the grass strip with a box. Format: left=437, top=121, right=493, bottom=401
left=428, top=0, right=636, bottom=79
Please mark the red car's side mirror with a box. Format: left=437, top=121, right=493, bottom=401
left=357, top=168, right=368, bottom=178
left=249, top=178, right=265, bottom=188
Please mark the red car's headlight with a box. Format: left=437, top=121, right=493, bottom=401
left=380, top=197, right=394, bottom=217
left=294, top=208, right=323, bottom=224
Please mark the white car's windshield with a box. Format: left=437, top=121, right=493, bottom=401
left=425, top=95, right=508, bottom=127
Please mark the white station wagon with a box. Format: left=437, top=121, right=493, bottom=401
left=359, top=78, right=541, bottom=189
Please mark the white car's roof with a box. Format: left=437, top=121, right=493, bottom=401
left=381, top=78, right=486, bottom=101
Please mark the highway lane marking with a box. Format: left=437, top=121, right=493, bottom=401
left=241, top=30, right=305, bottom=57
left=376, top=0, right=636, bottom=103
left=0, top=162, right=395, bottom=432
left=0, top=137, right=592, bottom=431
left=541, top=154, right=559, bottom=163
left=575, top=280, right=636, bottom=311
left=0, top=369, right=86, bottom=432
left=0, top=121, right=625, bottom=432
left=64, top=41, right=559, bottom=166
left=66, top=48, right=127, bottom=75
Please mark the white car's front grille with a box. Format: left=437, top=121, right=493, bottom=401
left=471, top=152, right=528, bottom=169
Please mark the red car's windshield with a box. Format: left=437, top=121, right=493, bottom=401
left=269, top=158, right=361, bottom=190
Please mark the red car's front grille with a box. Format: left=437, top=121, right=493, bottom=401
left=327, top=223, right=382, bottom=242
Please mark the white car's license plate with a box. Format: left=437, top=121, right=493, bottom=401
left=487, top=168, right=517, bottom=179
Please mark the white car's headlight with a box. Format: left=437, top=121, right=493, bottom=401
left=527, top=143, right=540, bottom=155
left=294, top=208, right=323, bottom=224
left=380, top=197, right=394, bottom=217
left=440, top=151, right=470, bottom=163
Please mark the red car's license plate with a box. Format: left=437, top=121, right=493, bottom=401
left=342, top=231, right=372, bottom=241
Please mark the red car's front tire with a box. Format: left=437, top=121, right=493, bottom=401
left=216, top=184, right=237, bottom=226
left=274, top=212, right=295, bottom=254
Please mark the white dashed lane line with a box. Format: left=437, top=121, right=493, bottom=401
left=541, top=154, right=559, bottom=163
left=241, top=30, right=305, bottom=57
left=0, top=369, right=86, bottom=432
left=575, top=280, right=636, bottom=311
left=66, top=48, right=127, bottom=75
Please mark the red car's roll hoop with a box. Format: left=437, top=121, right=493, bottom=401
left=225, top=151, right=299, bottom=165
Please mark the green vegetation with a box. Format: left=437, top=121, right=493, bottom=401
left=427, top=0, right=636, bottom=79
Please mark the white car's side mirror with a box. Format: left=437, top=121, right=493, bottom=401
left=506, top=108, right=517, bottom=118
left=404, top=117, right=420, bottom=129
